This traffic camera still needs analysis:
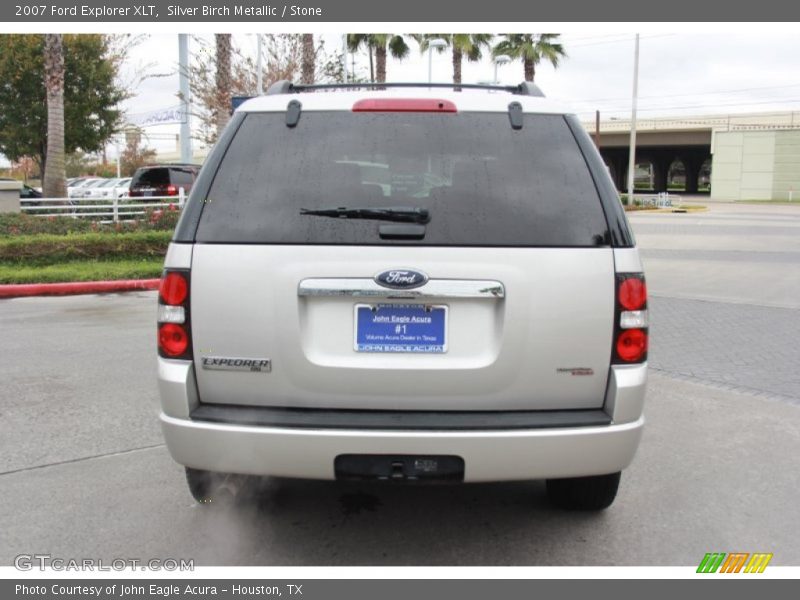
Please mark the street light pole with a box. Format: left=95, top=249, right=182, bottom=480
left=427, top=38, right=448, bottom=85
left=178, top=34, right=192, bottom=164
left=493, top=55, right=511, bottom=84
left=626, top=34, right=640, bottom=202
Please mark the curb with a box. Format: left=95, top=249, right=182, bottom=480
left=0, top=279, right=160, bottom=299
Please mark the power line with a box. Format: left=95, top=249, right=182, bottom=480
left=569, top=34, right=674, bottom=48
left=575, top=97, right=800, bottom=115
left=563, top=33, right=636, bottom=43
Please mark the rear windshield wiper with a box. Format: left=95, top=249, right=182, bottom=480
left=300, top=206, right=430, bottom=224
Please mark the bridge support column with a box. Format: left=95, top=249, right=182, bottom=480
left=652, top=155, right=669, bottom=193
left=684, top=158, right=701, bottom=194
left=609, top=158, right=625, bottom=191
left=599, top=149, right=628, bottom=192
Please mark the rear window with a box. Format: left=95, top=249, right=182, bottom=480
left=132, top=167, right=195, bottom=187
left=131, top=168, right=169, bottom=187
left=195, top=112, right=609, bottom=246
left=169, top=168, right=195, bottom=186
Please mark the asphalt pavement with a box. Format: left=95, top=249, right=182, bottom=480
left=1, top=201, right=799, bottom=566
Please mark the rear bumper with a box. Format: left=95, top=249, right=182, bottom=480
left=160, top=412, right=643, bottom=482
left=158, top=358, right=647, bottom=482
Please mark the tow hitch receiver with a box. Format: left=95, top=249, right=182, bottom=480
left=335, top=455, right=465, bottom=482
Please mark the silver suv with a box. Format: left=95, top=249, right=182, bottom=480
left=157, top=81, right=648, bottom=510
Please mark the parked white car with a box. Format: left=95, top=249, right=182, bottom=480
left=80, top=178, right=131, bottom=200
left=67, top=177, right=103, bottom=198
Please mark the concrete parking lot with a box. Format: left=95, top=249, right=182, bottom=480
left=1, top=202, right=799, bottom=566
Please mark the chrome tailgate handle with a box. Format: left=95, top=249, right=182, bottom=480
left=298, top=278, right=505, bottom=299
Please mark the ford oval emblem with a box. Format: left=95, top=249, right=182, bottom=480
left=375, top=269, right=429, bottom=290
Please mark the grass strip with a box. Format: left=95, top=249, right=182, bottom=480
left=0, top=258, right=164, bottom=284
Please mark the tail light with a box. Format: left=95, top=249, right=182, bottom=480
left=352, top=98, right=457, bottom=113
left=158, top=269, right=192, bottom=360
left=166, top=184, right=178, bottom=196
left=613, top=274, right=648, bottom=364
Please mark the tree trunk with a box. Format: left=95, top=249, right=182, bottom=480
left=215, top=34, right=232, bottom=139
left=43, top=34, right=66, bottom=198
left=453, top=47, right=462, bottom=89
left=301, top=34, right=315, bottom=84
left=524, top=58, right=535, bottom=82
left=375, top=45, right=387, bottom=84
left=368, top=47, right=374, bottom=83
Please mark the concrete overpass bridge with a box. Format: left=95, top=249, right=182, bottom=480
left=583, top=111, right=800, bottom=195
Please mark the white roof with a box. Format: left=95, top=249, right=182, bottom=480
left=236, top=86, right=573, bottom=115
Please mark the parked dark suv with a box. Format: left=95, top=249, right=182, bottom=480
left=129, top=164, right=200, bottom=198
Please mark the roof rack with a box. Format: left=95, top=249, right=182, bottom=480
left=265, top=80, right=545, bottom=97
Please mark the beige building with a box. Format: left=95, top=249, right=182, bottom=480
left=583, top=111, right=800, bottom=200
left=710, top=130, right=800, bottom=201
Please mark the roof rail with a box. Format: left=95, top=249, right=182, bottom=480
left=517, top=82, right=546, bottom=98
left=265, top=80, right=294, bottom=95
left=265, top=80, right=546, bottom=97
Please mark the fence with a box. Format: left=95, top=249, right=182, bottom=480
left=19, top=188, right=186, bottom=223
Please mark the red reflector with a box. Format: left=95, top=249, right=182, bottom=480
left=352, top=98, right=457, bottom=113
left=616, top=329, right=648, bottom=362
left=166, top=184, right=178, bottom=195
left=619, top=277, right=647, bottom=310
left=158, top=323, right=189, bottom=357
left=159, top=272, right=187, bottom=305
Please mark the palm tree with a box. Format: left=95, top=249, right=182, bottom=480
left=493, top=34, right=566, bottom=82
left=347, top=34, right=374, bottom=82
left=347, top=34, right=411, bottom=83
left=43, top=34, right=66, bottom=198
left=301, top=34, right=315, bottom=84
left=215, top=34, right=232, bottom=137
left=373, top=35, right=411, bottom=84
left=416, top=34, right=493, bottom=88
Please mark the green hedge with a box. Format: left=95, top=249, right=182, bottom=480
left=0, top=209, right=181, bottom=236
left=0, top=231, right=172, bottom=266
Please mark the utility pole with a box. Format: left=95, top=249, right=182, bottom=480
left=256, top=34, right=263, bottom=94
left=626, top=34, right=640, bottom=201
left=342, top=34, right=348, bottom=83
left=115, top=137, right=121, bottom=178
left=178, top=34, right=192, bottom=163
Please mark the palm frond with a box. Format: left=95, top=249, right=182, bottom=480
left=388, top=35, right=411, bottom=60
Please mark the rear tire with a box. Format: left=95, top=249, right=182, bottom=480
left=546, top=472, right=621, bottom=510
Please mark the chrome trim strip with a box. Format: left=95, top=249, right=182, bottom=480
left=298, top=278, right=505, bottom=299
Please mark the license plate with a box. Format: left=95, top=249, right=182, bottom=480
left=354, top=303, right=448, bottom=353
